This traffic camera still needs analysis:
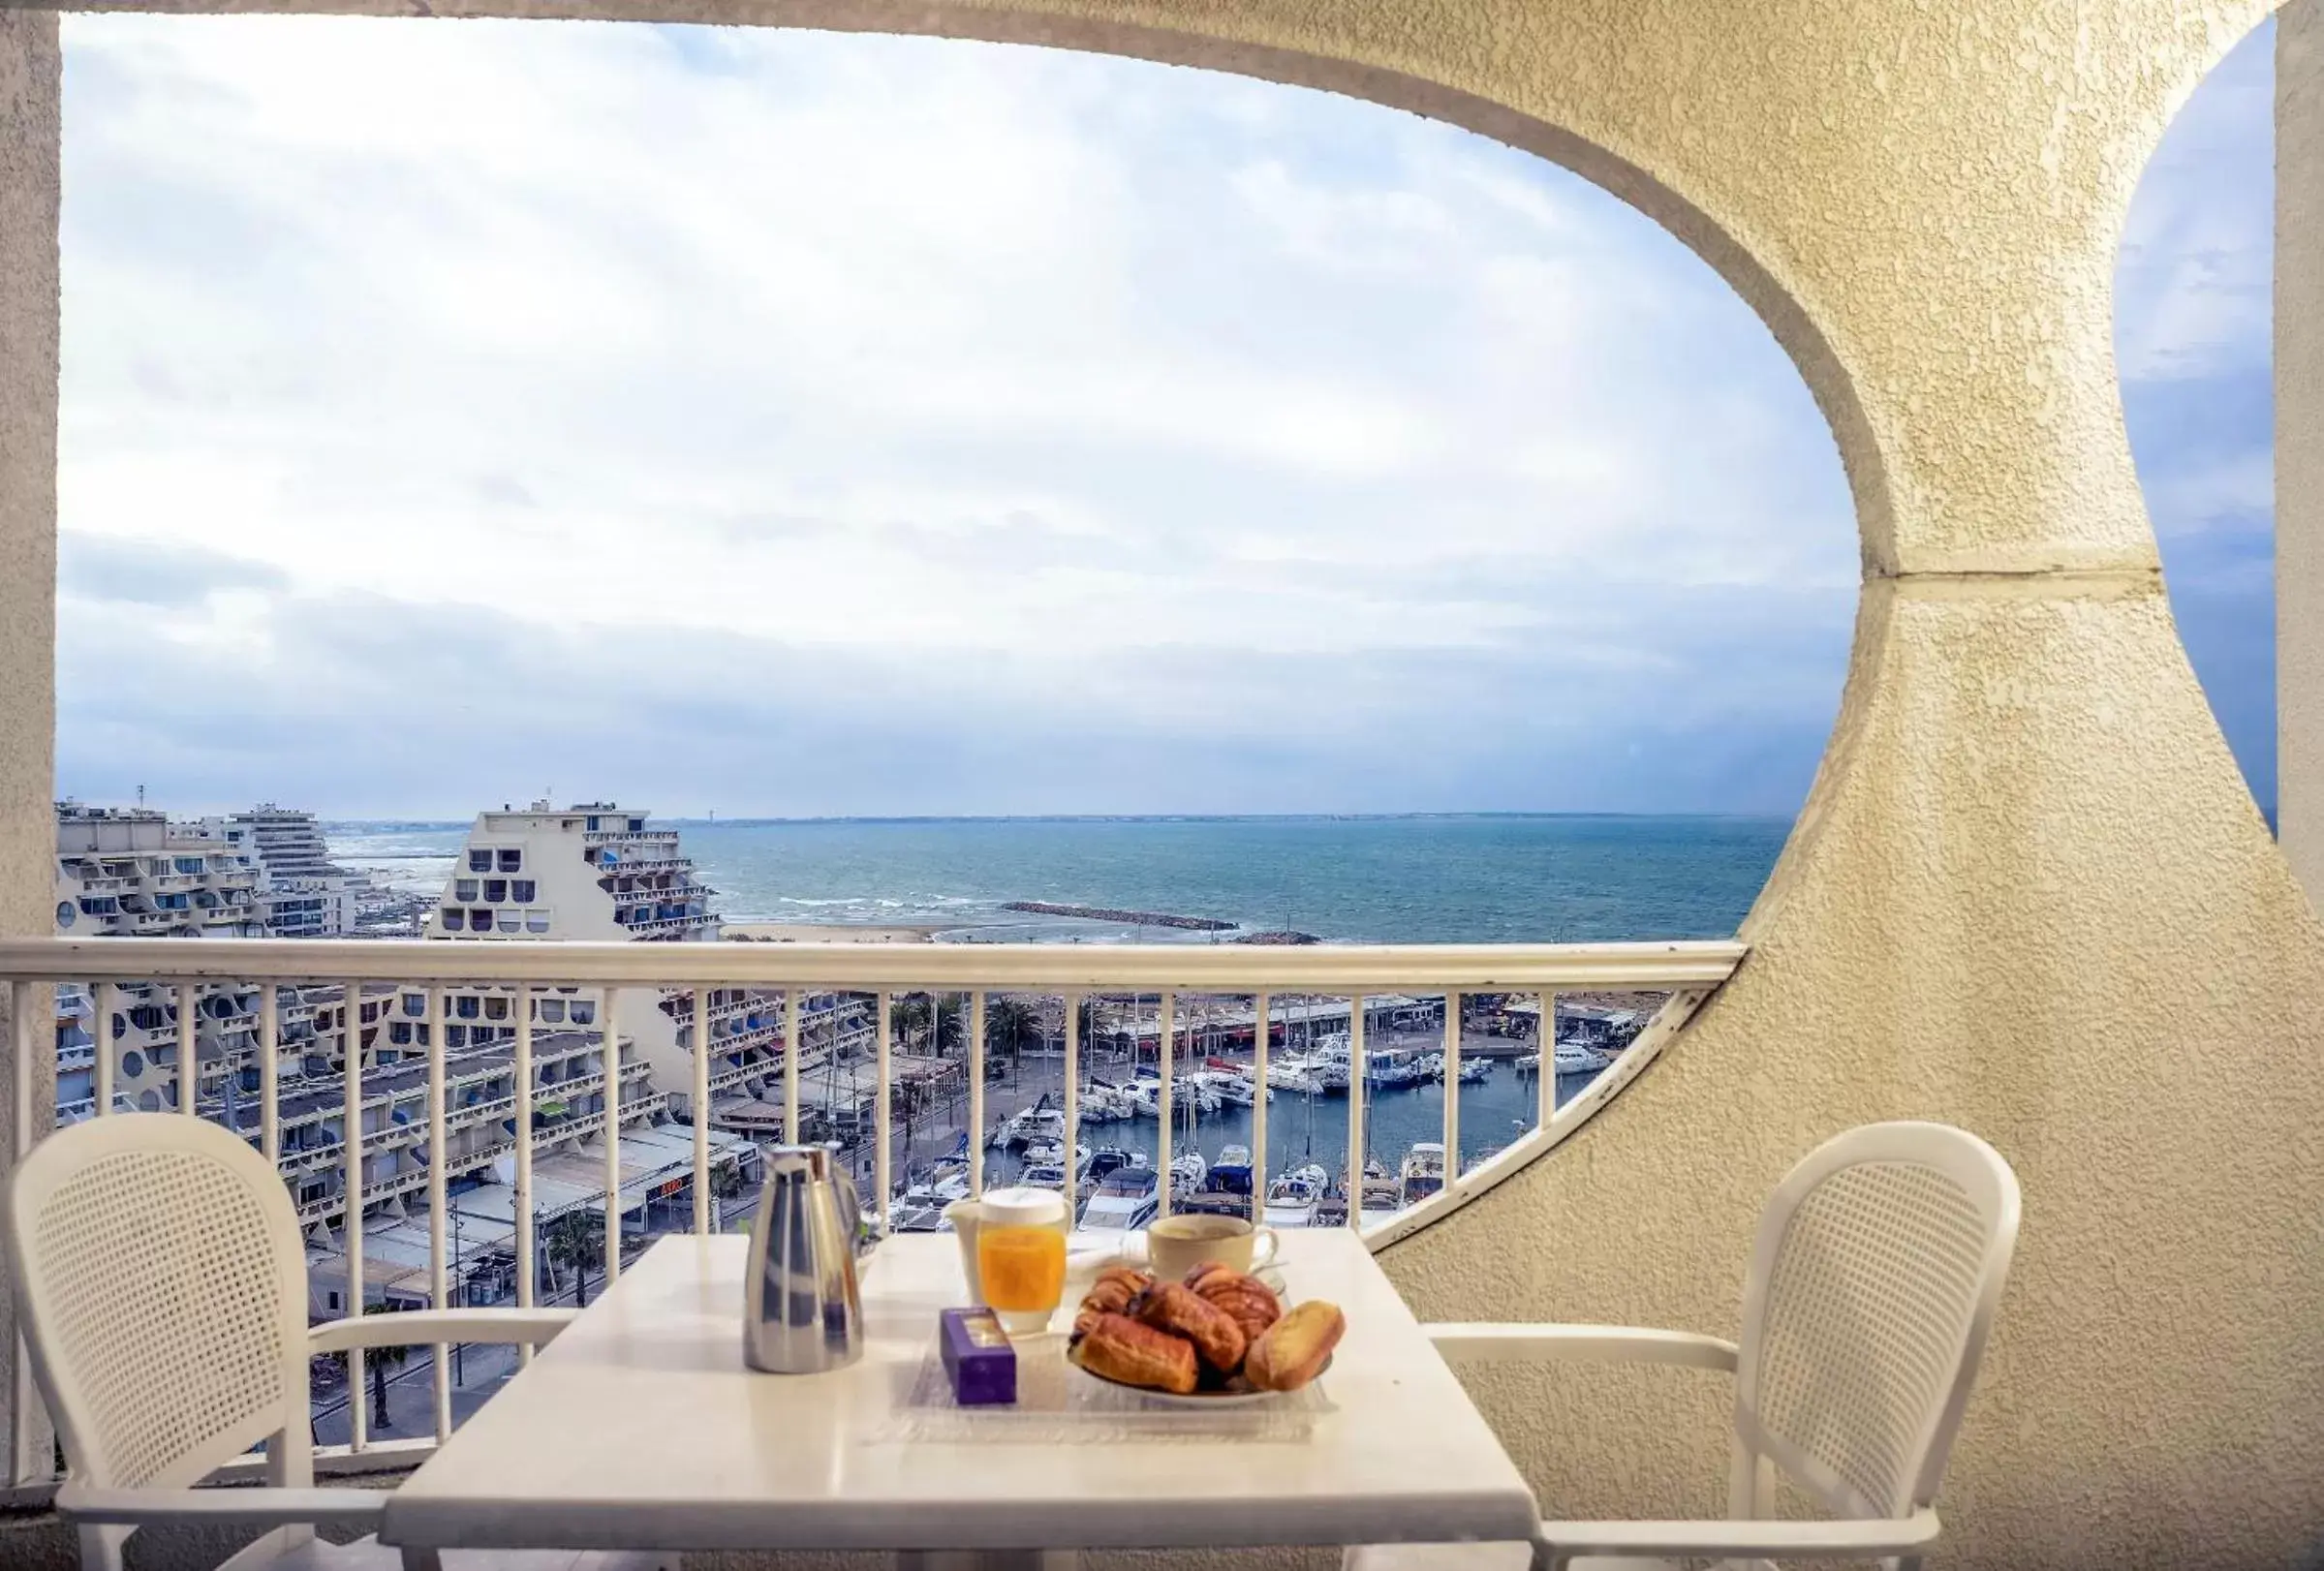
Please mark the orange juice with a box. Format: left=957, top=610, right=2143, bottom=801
left=976, top=1224, right=1067, bottom=1312
left=970, top=1186, right=1070, bottom=1333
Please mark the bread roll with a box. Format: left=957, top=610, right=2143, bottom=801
left=1244, top=1300, right=1344, bottom=1391
left=1069, top=1311, right=1199, bottom=1395
left=1131, top=1280, right=1248, bottom=1373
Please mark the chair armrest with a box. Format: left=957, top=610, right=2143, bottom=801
left=1424, top=1323, right=1740, bottom=1372
left=56, top=1481, right=387, bottom=1529
left=309, top=1308, right=577, bottom=1355
left=1535, top=1506, right=1939, bottom=1564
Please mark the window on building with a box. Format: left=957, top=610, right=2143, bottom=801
left=455, top=996, right=480, bottom=1020
left=497, top=912, right=521, bottom=933
left=627, top=818, right=643, bottom=833
left=389, top=1021, right=412, bottom=1045
left=539, top=999, right=566, bottom=1024
left=403, top=993, right=425, bottom=1018
left=498, top=849, right=522, bottom=872
left=484, top=879, right=507, bottom=903
left=455, top=878, right=479, bottom=902
left=468, top=850, right=493, bottom=873
left=526, top=909, right=550, bottom=934
left=484, top=996, right=510, bottom=1022
left=511, top=879, right=536, bottom=903
left=585, top=816, right=600, bottom=832
left=442, top=909, right=464, bottom=931
left=446, top=1024, right=468, bottom=1048
left=471, top=909, right=493, bottom=931
left=571, top=1001, right=596, bottom=1026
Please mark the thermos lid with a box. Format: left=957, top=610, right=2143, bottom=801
left=979, top=1186, right=1066, bottom=1228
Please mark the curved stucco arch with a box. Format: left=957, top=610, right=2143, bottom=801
left=12, top=1, right=2324, bottom=1565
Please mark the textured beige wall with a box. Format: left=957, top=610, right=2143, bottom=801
left=0, top=3, right=59, bottom=1492
left=2287, top=2, right=2324, bottom=902
left=7, top=0, right=2321, bottom=1565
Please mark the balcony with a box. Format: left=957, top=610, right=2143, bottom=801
left=0, top=932, right=1735, bottom=1477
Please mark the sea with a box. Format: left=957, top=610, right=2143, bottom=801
left=325, top=815, right=1786, bottom=1186
left=326, top=814, right=1786, bottom=945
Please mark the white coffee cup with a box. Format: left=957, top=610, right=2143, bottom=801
left=1126, top=1213, right=1280, bottom=1281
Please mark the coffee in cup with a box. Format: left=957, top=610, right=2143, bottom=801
left=1129, top=1213, right=1280, bottom=1281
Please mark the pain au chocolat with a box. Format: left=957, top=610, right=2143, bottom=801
left=1131, top=1279, right=1248, bottom=1373
left=1069, top=1311, right=1199, bottom=1395
left=1072, top=1265, right=1154, bottom=1338
left=1183, top=1262, right=1282, bottom=1345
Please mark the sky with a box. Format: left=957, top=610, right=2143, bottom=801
left=51, top=15, right=2276, bottom=820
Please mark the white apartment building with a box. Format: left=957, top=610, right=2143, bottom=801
left=188, top=804, right=357, bottom=939
left=422, top=801, right=874, bottom=1125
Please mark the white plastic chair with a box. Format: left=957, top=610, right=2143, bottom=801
left=5, top=1112, right=665, bottom=1571
left=1346, top=1120, right=2021, bottom=1571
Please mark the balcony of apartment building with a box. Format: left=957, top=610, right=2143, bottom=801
left=6, top=2, right=2324, bottom=1569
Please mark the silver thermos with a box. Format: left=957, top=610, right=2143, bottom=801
left=744, top=1144, right=874, bottom=1373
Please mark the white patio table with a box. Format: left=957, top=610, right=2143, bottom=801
left=379, top=1231, right=1536, bottom=1566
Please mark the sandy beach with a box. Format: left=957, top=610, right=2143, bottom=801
left=721, top=920, right=948, bottom=944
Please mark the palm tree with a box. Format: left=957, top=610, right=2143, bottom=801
left=347, top=1303, right=411, bottom=1431
left=985, top=996, right=1041, bottom=1087
left=890, top=995, right=931, bottom=1054
left=541, top=1211, right=604, bottom=1308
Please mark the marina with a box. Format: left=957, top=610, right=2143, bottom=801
left=873, top=1026, right=1626, bottom=1235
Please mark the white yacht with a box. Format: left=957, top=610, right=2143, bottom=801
left=1023, top=1137, right=1090, bottom=1172
left=1169, top=1149, right=1209, bottom=1197
left=1400, top=1142, right=1447, bottom=1207
left=1000, top=1106, right=1069, bottom=1150
left=1079, top=1166, right=1162, bottom=1233
left=1553, top=1040, right=1606, bottom=1075
left=1264, top=1164, right=1327, bottom=1228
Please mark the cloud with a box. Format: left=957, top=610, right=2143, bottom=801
left=58, top=14, right=1868, bottom=816
left=58, top=532, right=287, bottom=607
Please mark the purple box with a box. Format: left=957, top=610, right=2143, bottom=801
left=939, top=1307, right=1018, bottom=1406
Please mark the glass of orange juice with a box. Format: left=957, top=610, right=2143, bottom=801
left=975, top=1186, right=1069, bottom=1335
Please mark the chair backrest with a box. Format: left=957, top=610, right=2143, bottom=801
left=1730, top=1121, right=2021, bottom=1523
left=5, top=1114, right=311, bottom=1494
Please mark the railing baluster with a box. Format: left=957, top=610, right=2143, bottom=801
left=1251, top=991, right=1269, bottom=1224
left=93, top=982, right=115, bottom=1117
left=175, top=980, right=197, bottom=1116
left=875, top=990, right=893, bottom=1237
left=1157, top=992, right=1174, bottom=1219
left=965, top=993, right=983, bottom=1197
left=341, top=977, right=366, bottom=1454
left=426, top=985, right=449, bottom=1442
left=1538, top=990, right=1555, bottom=1130
left=693, top=986, right=711, bottom=1236
left=260, top=985, right=280, bottom=1164
left=783, top=988, right=800, bottom=1147
left=1348, top=993, right=1366, bottom=1232
left=12, top=980, right=43, bottom=1485
left=603, top=986, right=620, bottom=1288
left=1062, top=993, right=1079, bottom=1223
left=514, top=983, right=534, bottom=1368
left=971, top=992, right=988, bottom=1195
left=1442, top=990, right=1461, bottom=1191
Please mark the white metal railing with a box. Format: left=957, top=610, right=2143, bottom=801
left=0, top=935, right=1743, bottom=1488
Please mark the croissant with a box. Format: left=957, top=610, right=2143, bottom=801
left=1184, top=1263, right=1282, bottom=1345
left=1244, top=1300, right=1345, bottom=1392
left=1070, top=1311, right=1199, bottom=1395
left=1131, top=1279, right=1248, bottom=1373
